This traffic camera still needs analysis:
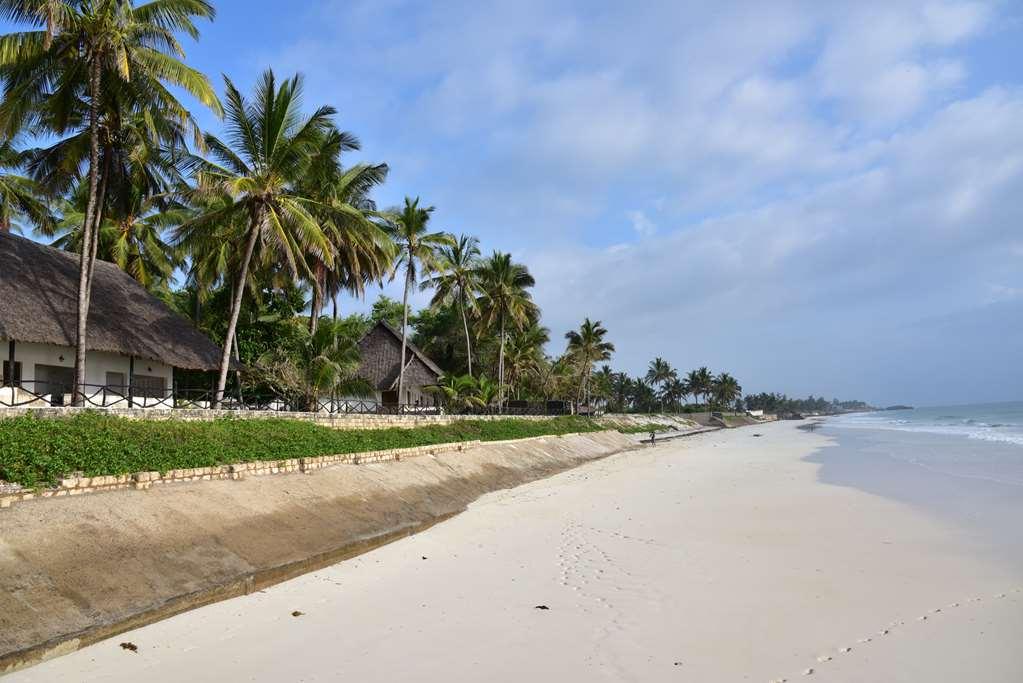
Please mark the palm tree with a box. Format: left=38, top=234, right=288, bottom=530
left=0, top=139, right=50, bottom=233
left=645, top=357, right=675, bottom=410
left=421, top=233, right=481, bottom=376
left=712, top=372, right=742, bottom=410
left=425, top=374, right=483, bottom=412
left=503, top=322, right=549, bottom=399
left=564, top=318, right=615, bottom=409
left=255, top=317, right=370, bottom=412
left=43, top=190, right=183, bottom=288
left=0, top=0, right=221, bottom=403
left=177, top=70, right=335, bottom=407
left=591, top=364, right=615, bottom=412
left=661, top=376, right=688, bottom=412
left=385, top=196, right=453, bottom=407
left=476, top=251, right=537, bottom=410
left=298, top=128, right=392, bottom=332
left=696, top=366, right=715, bottom=407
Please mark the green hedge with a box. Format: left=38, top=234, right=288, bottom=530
left=0, top=413, right=607, bottom=489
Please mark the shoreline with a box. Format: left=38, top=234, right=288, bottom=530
left=9, top=421, right=1021, bottom=681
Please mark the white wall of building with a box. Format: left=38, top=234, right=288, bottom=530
left=2, top=340, right=174, bottom=406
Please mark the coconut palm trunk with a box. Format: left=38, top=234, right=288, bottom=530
left=83, top=150, right=111, bottom=314
left=460, top=298, right=473, bottom=377
left=72, top=58, right=104, bottom=406
left=397, top=262, right=412, bottom=408
left=309, top=263, right=325, bottom=334
left=498, top=314, right=506, bottom=413
left=214, top=217, right=261, bottom=408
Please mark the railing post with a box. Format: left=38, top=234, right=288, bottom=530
left=127, top=356, right=135, bottom=409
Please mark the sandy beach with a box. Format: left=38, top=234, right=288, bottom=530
left=10, top=421, right=1022, bottom=682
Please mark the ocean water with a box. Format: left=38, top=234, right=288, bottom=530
left=830, top=402, right=1023, bottom=449
left=811, top=401, right=1023, bottom=568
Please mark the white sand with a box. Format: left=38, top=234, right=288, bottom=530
left=11, top=422, right=1023, bottom=682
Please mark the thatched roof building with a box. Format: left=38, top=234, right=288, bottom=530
left=356, top=320, right=443, bottom=405
left=0, top=232, right=223, bottom=370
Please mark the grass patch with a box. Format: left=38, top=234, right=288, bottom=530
left=605, top=422, right=676, bottom=435
left=0, top=412, right=607, bottom=488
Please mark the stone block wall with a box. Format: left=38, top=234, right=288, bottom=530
left=0, top=406, right=559, bottom=430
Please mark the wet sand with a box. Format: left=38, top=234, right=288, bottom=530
left=9, top=422, right=1022, bottom=682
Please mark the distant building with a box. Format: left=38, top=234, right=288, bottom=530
left=747, top=409, right=764, bottom=417
left=0, top=232, right=224, bottom=407
left=355, top=320, right=443, bottom=407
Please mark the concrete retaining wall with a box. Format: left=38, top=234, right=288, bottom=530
left=0, top=430, right=636, bottom=674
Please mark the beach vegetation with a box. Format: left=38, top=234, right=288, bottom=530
left=0, top=412, right=608, bottom=488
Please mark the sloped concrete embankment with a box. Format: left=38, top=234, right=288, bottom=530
left=0, top=431, right=634, bottom=675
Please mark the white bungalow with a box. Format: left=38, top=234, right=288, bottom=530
left=0, top=232, right=225, bottom=408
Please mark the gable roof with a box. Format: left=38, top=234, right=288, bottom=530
left=372, top=320, right=445, bottom=376
left=356, top=320, right=444, bottom=390
left=0, top=232, right=226, bottom=370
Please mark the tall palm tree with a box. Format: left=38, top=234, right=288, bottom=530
left=0, top=139, right=50, bottom=233
left=692, top=366, right=714, bottom=408
left=0, top=0, right=221, bottom=403
left=712, top=372, right=742, bottom=410
left=317, top=162, right=393, bottom=324
left=298, top=127, right=392, bottom=332
left=503, top=322, right=549, bottom=399
left=591, top=364, right=615, bottom=412
left=645, top=357, right=675, bottom=410
left=177, top=69, right=334, bottom=407
left=660, top=376, right=688, bottom=412
left=564, top=318, right=615, bottom=408
left=421, top=233, right=481, bottom=376
left=384, top=196, right=453, bottom=406
left=476, top=251, right=537, bottom=409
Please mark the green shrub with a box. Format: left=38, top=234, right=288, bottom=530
left=0, top=413, right=605, bottom=488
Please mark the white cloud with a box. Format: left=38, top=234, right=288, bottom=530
left=627, top=210, right=657, bottom=238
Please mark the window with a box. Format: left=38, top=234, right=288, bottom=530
left=105, top=372, right=126, bottom=393
left=132, top=374, right=166, bottom=398
left=2, top=360, right=21, bottom=387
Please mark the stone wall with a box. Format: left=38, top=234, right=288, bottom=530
left=0, top=406, right=558, bottom=429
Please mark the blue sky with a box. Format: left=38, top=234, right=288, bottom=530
left=14, top=0, right=1023, bottom=406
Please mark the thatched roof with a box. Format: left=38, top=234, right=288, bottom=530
left=357, top=320, right=443, bottom=390
left=0, top=232, right=225, bottom=370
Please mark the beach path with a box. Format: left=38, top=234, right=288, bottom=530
left=9, top=422, right=1022, bottom=682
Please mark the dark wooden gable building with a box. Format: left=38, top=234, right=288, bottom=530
left=356, top=320, right=443, bottom=407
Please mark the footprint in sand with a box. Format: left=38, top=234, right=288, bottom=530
left=816, top=655, right=831, bottom=663
left=838, top=647, right=852, bottom=653
left=803, top=668, right=814, bottom=676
